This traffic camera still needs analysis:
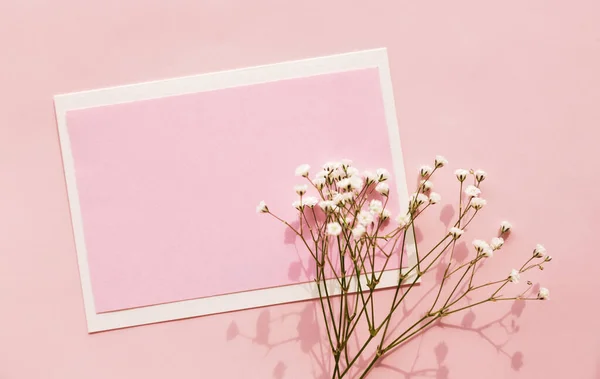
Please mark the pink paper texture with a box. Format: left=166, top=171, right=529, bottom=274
left=66, top=68, right=401, bottom=313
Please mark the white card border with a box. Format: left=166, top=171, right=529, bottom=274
left=54, top=48, right=418, bottom=333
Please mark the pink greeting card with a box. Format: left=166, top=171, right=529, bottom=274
left=55, top=48, right=413, bottom=332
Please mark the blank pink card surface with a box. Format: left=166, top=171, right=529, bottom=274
left=68, top=67, right=395, bottom=312
left=56, top=49, right=413, bottom=331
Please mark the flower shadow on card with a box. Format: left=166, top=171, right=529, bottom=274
left=453, top=241, right=469, bottom=264
left=440, top=204, right=455, bottom=227
left=273, top=361, right=286, bottom=379
left=283, top=220, right=301, bottom=245
left=284, top=218, right=317, bottom=283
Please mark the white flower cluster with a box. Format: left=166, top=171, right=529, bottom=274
left=472, top=239, right=494, bottom=257
left=259, top=161, right=405, bottom=239
left=258, top=157, right=553, bottom=304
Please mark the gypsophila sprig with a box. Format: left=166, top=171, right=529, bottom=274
left=376, top=168, right=390, bottom=182
left=352, top=224, right=366, bottom=239
left=313, top=177, right=326, bottom=190
left=303, top=196, right=319, bottom=208
left=256, top=201, right=268, bottom=213
left=295, top=164, right=310, bottom=177
left=465, top=185, right=481, bottom=198
left=257, top=157, right=553, bottom=378
left=410, top=193, right=429, bottom=209
left=396, top=213, right=411, bottom=228
left=369, top=199, right=384, bottom=215
left=358, top=210, right=374, bottom=226
left=363, top=171, right=377, bottom=184
left=375, top=182, right=389, bottom=196
left=449, top=227, right=464, bottom=239
left=509, top=269, right=520, bottom=283
left=500, top=221, right=512, bottom=234
left=471, top=197, right=487, bottom=209
left=381, top=209, right=391, bottom=221
left=435, top=155, right=448, bottom=168
left=420, top=165, right=433, bottom=177
left=533, top=244, right=546, bottom=258
left=326, top=222, right=342, bottom=236
left=295, top=184, right=308, bottom=195
left=420, top=180, right=433, bottom=192
left=473, top=239, right=490, bottom=254
left=490, top=237, right=504, bottom=250
left=475, top=169, right=487, bottom=182
left=429, top=192, right=441, bottom=204
left=455, top=169, right=468, bottom=182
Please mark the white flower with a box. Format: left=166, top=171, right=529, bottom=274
left=363, top=171, right=377, bottom=184
left=292, top=200, right=303, bottom=210
left=303, top=197, right=319, bottom=208
left=537, top=287, right=550, bottom=300
left=352, top=224, right=366, bottom=239
left=533, top=244, right=546, bottom=258
left=323, top=161, right=341, bottom=172
left=420, top=180, right=433, bottom=191
left=475, top=169, right=487, bottom=182
left=470, top=197, right=487, bottom=209
left=315, top=170, right=329, bottom=179
left=341, top=159, right=353, bottom=168
left=449, top=227, right=464, bottom=239
left=343, top=216, right=354, bottom=225
left=429, top=192, right=441, bottom=204
left=410, top=193, right=429, bottom=208
left=332, top=168, right=346, bottom=180
left=295, top=184, right=308, bottom=195
left=349, top=175, right=363, bottom=191
left=256, top=201, right=268, bottom=213
left=337, top=178, right=351, bottom=190
left=396, top=213, right=411, bottom=228
left=420, top=165, right=433, bottom=177
left=375, top=182, right=389, bottom=195
left=500, top=221, right=512, bottom=234
left=381, top=209, right=391, bottom=221
left=473, top=239, right=490, bottom=253
left=508, top=269, right=520, bottom=283
left=357, top=210, right=374, bottom=226
left=455, top=169, right=468, bottom=182
left=464, top=185, right=481, bottom=198
left=295, top=164, right=310, bottom=177
left=325, top=190, right=337, bottom=200
left=482, top=247, right=493, bottom=258
left=319, top=200, right=336, bottom=212
left=490, top=237, right=504, bottom=250
left=333, top=193, right=346, bottom=205
left=326, top=222, right=342, bottom=236
left=313, top=177, right=326, bottom=190
left=376, top=168, right=390, bottom=182
left=544, top=255, right=553, bottom=262
left=347, top=167, right=359, bottom=177
left=369, top=199, right=384, bottom=214
left=434, top=155, right=448, bottom=168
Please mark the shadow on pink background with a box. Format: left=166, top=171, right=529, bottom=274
left=0, top=1, right=599, bottom=378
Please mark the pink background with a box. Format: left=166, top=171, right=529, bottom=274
left=0, top=1, right=598, bottom=378
left=66, top=68, right=402, bottom=313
